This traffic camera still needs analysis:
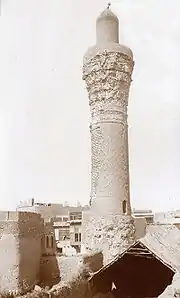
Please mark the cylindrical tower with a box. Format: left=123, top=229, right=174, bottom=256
left=82, top=5, right=135, bottom=263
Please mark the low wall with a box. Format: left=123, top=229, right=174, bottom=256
left=19, top=251, right=104, bottom=298
left=40, top=251, right=103, bottom=291
left=40, top=255, right=83, bottom=286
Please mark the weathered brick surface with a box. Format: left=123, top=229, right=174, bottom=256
left=83, top=51, right=133, bottom=216
left=82, top=7, right=136, bottom=262
left=0, top=227, right=19, bottom=294
left=40, top=256, right=60, bottom=287
left=18, top=212, right=43, bottom=293
left=83, top=251, right=103, bottom=273
left=42, top=222, right=56, bottom=256
left=57, top=256, right=83, bottom=282
left=82, top=212, right=135, bottom=264
left=0, top=211, right=44, bottom=295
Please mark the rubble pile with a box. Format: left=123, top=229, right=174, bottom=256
left=13, top=264, right=92, bottom=298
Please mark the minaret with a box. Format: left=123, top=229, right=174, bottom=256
left=82, top=5, right=135, bottom=263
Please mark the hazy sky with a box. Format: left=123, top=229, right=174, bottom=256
left=0, top=0, right=180, bottom=212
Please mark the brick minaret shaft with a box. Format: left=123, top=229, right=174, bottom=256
left=82, top=6, right=135, bottom=263
left=83, top=7, right=134, bottom=216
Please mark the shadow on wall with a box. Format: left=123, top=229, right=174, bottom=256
left=40, top=255, right=60, bottom=288
left=83, top=251, right=103, bottom=273
left=18, top=212, right=44, bottom=293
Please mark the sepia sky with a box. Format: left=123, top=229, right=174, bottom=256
left=0, top=0, right=180, bottom=212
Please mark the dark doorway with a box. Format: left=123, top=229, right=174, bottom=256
left=92, top=243, right=174, bottom=298
left=110, top=244, right=174, bottom=297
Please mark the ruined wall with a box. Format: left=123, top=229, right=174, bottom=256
left=82, top=211, right=135, bottom=264
left=0, top=214, right=19, bottom=294
left=40, top=251, right=103, bottom=291
left=57, top=256, right=83, bottom=282
left=47, top=252, right=104, bottom=298
left=0, top=211, right=44, bottom=295
left=40, top=256, right=60, bottom=287
left=40, top=255, right=82, bottom=288
left=18, top=212, right=43, bottom=293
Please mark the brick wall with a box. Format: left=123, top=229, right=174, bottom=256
left=40, top=256, right=60, bottom=287
left=18, top=212, right=43, bottom=293
left=0, top=211, right=44, bottom=295
left=0, top=220, right=19, bottom=294
left=42, top=222, right=56, bottom=256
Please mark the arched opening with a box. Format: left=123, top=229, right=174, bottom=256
left=46, top=236, right=49, bottom=248
left=41, top=237, right=44, bottom=249
left=122, top=200, right=127, bottom=214
left=51, top=236, right=54, bottom=248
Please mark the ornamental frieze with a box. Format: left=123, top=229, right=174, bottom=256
left=91, top=109, right=127, bottom=124
left=89, top=91, right=129, bottom=110
left=85, top=71, right=132, bottom=93
left=83, top=51, right=134, bottom=79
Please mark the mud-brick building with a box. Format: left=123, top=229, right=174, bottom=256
left=0, top=211, right=57, bottom=295
left=88, top=225, right=180, bottom=298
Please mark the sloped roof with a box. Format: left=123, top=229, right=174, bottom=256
left=89, top=224, right=180, bottom=283
left=140, top=224, right=180, bottom=272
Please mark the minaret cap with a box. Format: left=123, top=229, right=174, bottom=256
left=97, top=3, right=118, bottom=22
left=96, top=3, right=119, bottom=44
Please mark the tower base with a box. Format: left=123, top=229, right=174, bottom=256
left=82, top=212, right=136, bottom=264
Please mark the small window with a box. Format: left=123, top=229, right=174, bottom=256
left=75, top=233, right=81, bottom=242
left=51, top=236, right=54, bottom=248
left=46, top=236, right=49, bottom=248
left=122, top=200, right=127, bottom=214
left=75, top=233, right=78, bottom=242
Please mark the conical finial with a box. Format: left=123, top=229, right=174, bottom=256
left=96, top=2, right=119, bottom=44
left=107, top=2, right=111, bottom=9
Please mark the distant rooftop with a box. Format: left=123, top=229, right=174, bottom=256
left=133, top=208, right=153, bottom=214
